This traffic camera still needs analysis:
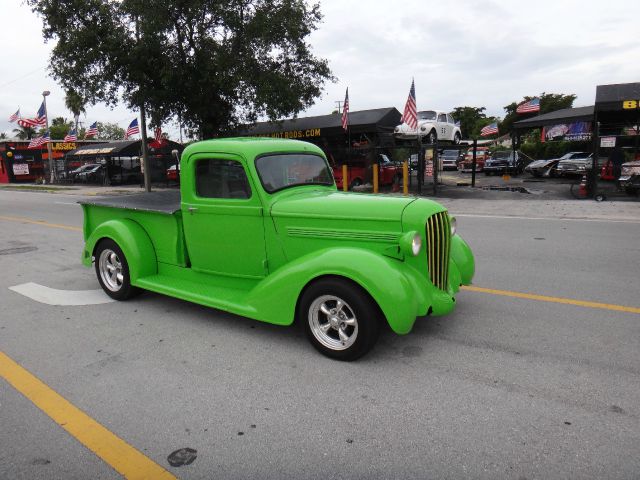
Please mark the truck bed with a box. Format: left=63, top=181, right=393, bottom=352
left=79, top=190, right=181, bottom=214
left=80, top=189, right=188, bottom=267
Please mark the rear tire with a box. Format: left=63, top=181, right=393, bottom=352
left=453, top=132, right=461, bottom=144
left=299, top=278, right=381, bottom=361
left=94, top=239, right=140, bottom=300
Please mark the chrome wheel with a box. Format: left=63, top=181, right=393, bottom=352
left=308, top=295, right=358, bottom=351
left=98, top=248, right=124, bottom=292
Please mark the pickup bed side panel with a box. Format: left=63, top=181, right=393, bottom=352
left=83, top=218, right=157, bottom=283
left=245, top=247, right=430, bottom=334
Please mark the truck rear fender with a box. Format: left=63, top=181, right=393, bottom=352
left=83, top=219, right=157, bottom=283
left=245, top=248, right=428, bottom=334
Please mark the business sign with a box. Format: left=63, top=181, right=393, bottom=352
left=256, top=128, right=322, bottom=139
left=13, top=163, right=29, bottom=175
left=544, top=121, right=592, bottom=142
left=622, top=100, right=640, bottom=109
left=600, top=136, right=616, bottom=148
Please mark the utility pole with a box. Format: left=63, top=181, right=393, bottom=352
left=140, top=107, right=151, bottom=192
left=42, top=90, right=55, bottom=184
left=335, top=100, right=343, bottom=114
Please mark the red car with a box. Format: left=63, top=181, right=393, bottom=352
left=333, top=154, right=401, bottom=190
left=458, top=147, right=490, bottom=172
left=166, top=163, right=180, bottom=181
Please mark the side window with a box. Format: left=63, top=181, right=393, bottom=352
left=438, top=113, right=447, bottom=123
left=195, top=159, right=251, bottom=199
left=447, top=114, right=454, bottom=124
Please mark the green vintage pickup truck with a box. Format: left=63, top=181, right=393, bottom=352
left=81, top=138, right=474, bottom=360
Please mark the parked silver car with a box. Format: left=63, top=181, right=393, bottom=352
left=554, top=152, right=592, bottom=176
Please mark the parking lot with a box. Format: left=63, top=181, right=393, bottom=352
left=1, top=186, right=639, bottom=479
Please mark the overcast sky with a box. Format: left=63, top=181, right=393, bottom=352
left=1, top=0, right=638, bottom=139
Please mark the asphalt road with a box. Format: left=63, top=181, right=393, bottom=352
left=1, top=188, right=639, bottom=480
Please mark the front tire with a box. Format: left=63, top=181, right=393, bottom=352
left=453, top=132, right=461, bottom=144
left=94, top=239, right=140, bottom=300
left=299, top=278, right=381, bottom=361
left=426, top=129, right=437, bottom=145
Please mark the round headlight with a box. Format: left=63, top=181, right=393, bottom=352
left=420, top=126, right=427, bottom=131
left=411, top=234, right=422, bottom=256
left=450, top=216, right=457, bottom=236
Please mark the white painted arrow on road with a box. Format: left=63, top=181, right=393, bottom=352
left=9, top=282, right=114, bottom=306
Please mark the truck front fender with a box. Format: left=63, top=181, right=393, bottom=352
left=245, top=248, right=429, bottom=334
left=450, top=234, right=474, bottom=286
left=82, top=219, right=157, bottom=284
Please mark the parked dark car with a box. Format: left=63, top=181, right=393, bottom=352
left=75, top=164, right=104, bottom=183
left=111, top=166, right=141, bottom=185
left=68, top=163, right=101, bottom=181
left=440, top=149, right=464, bottom=170
left=484, top=151, right=532, bottom=176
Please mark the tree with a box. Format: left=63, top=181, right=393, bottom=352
left=49, top=116, right=73, bottom=140
left=451, top=106, right=487, bottom=138
left=96, top=122, right=125, bottom=140
left=64, top=89, right=86, bottom=133
left=501, top=92, right=576, bottom=136
left=28, top=0, right=333, bottom=138
left=12, top=125, right=36, bottom=140
left=0, top=132, right=7, bottom=140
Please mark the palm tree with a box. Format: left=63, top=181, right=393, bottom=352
left=0, top=132, right=7, bottom=139
left=12, top=125, right=36, bottom=140
left=65, top=89, right=85, bottom=134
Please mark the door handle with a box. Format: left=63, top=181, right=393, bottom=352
left=188, top=207, right=198, bottom=213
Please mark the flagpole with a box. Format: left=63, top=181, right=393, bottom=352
left=42, top=90, right=55, bottom=184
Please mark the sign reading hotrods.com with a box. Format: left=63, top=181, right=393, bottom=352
left=257, top=128, right=322, bottom=139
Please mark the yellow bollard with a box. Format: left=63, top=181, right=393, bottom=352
left=403, top=160, right=409, bottom=195
left=342, top=164, right=348, bottom=192
left=373, top=164, right=379, bottom=194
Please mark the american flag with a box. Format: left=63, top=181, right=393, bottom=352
left=8, top=108, right=20, bottom=122
left=125, top=118, right=139, bottom=139
left=20, top=101, right=47, bottom=128
left=28, top=130, right=50, bottom=149
left=64, top=128, right=77, bottom=142
left=401, top=79, right=417, bottom=130
left=480, top=122, right=499, bottom=136
left=85, top=121, right=98, bottom=138
left=341, top=88, right=349, bottom=131
left=154, top=126, right=163, bottom=142
left=516, top=97, right=540, bottom=114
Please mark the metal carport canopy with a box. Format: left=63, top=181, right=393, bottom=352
left=513, top=106, right=594, bottom=130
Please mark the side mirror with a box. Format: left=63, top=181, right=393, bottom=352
left=171, top=149, right=180, bottom=164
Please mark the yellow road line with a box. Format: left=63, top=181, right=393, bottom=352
left=462, top=285, right=640, bottom=315
left=0, top=215, right=81, bottom=232
left=0, top=351, right=176, bottom=480
left=3, top=214, right=639, bottom=316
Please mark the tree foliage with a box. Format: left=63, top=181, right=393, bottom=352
left=48, top=116, right=73, bottom=140
left=28, top=0, right=333, bottom=138
left=12, top=125, right=36, bottom=140
left=500, top=92, right=576, bottom=135
left=64, top=89, right=86, bottom=132
left=450, top=106, right=500, bottom=139
left=95, top=122, right=126, bottom=140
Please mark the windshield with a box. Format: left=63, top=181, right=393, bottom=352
left=256, top=153, right=334, bottom=193
left=493, top=152, right=512, bottom=159
left=570, top=152, right=591, bottom=159
left=417, top=111, right=437, bottom=121
left=442, top=150, right=458, bottom=158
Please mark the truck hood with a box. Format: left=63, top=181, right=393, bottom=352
left=270, top=190, right=416, bottom=221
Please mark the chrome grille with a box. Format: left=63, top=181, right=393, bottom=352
left=426, top=212, right=451, bottom=290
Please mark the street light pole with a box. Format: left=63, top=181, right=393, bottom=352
left=42, top=90, right=55, bottom=184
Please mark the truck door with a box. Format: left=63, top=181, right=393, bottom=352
left=182, top=155, right=267, bottom=278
